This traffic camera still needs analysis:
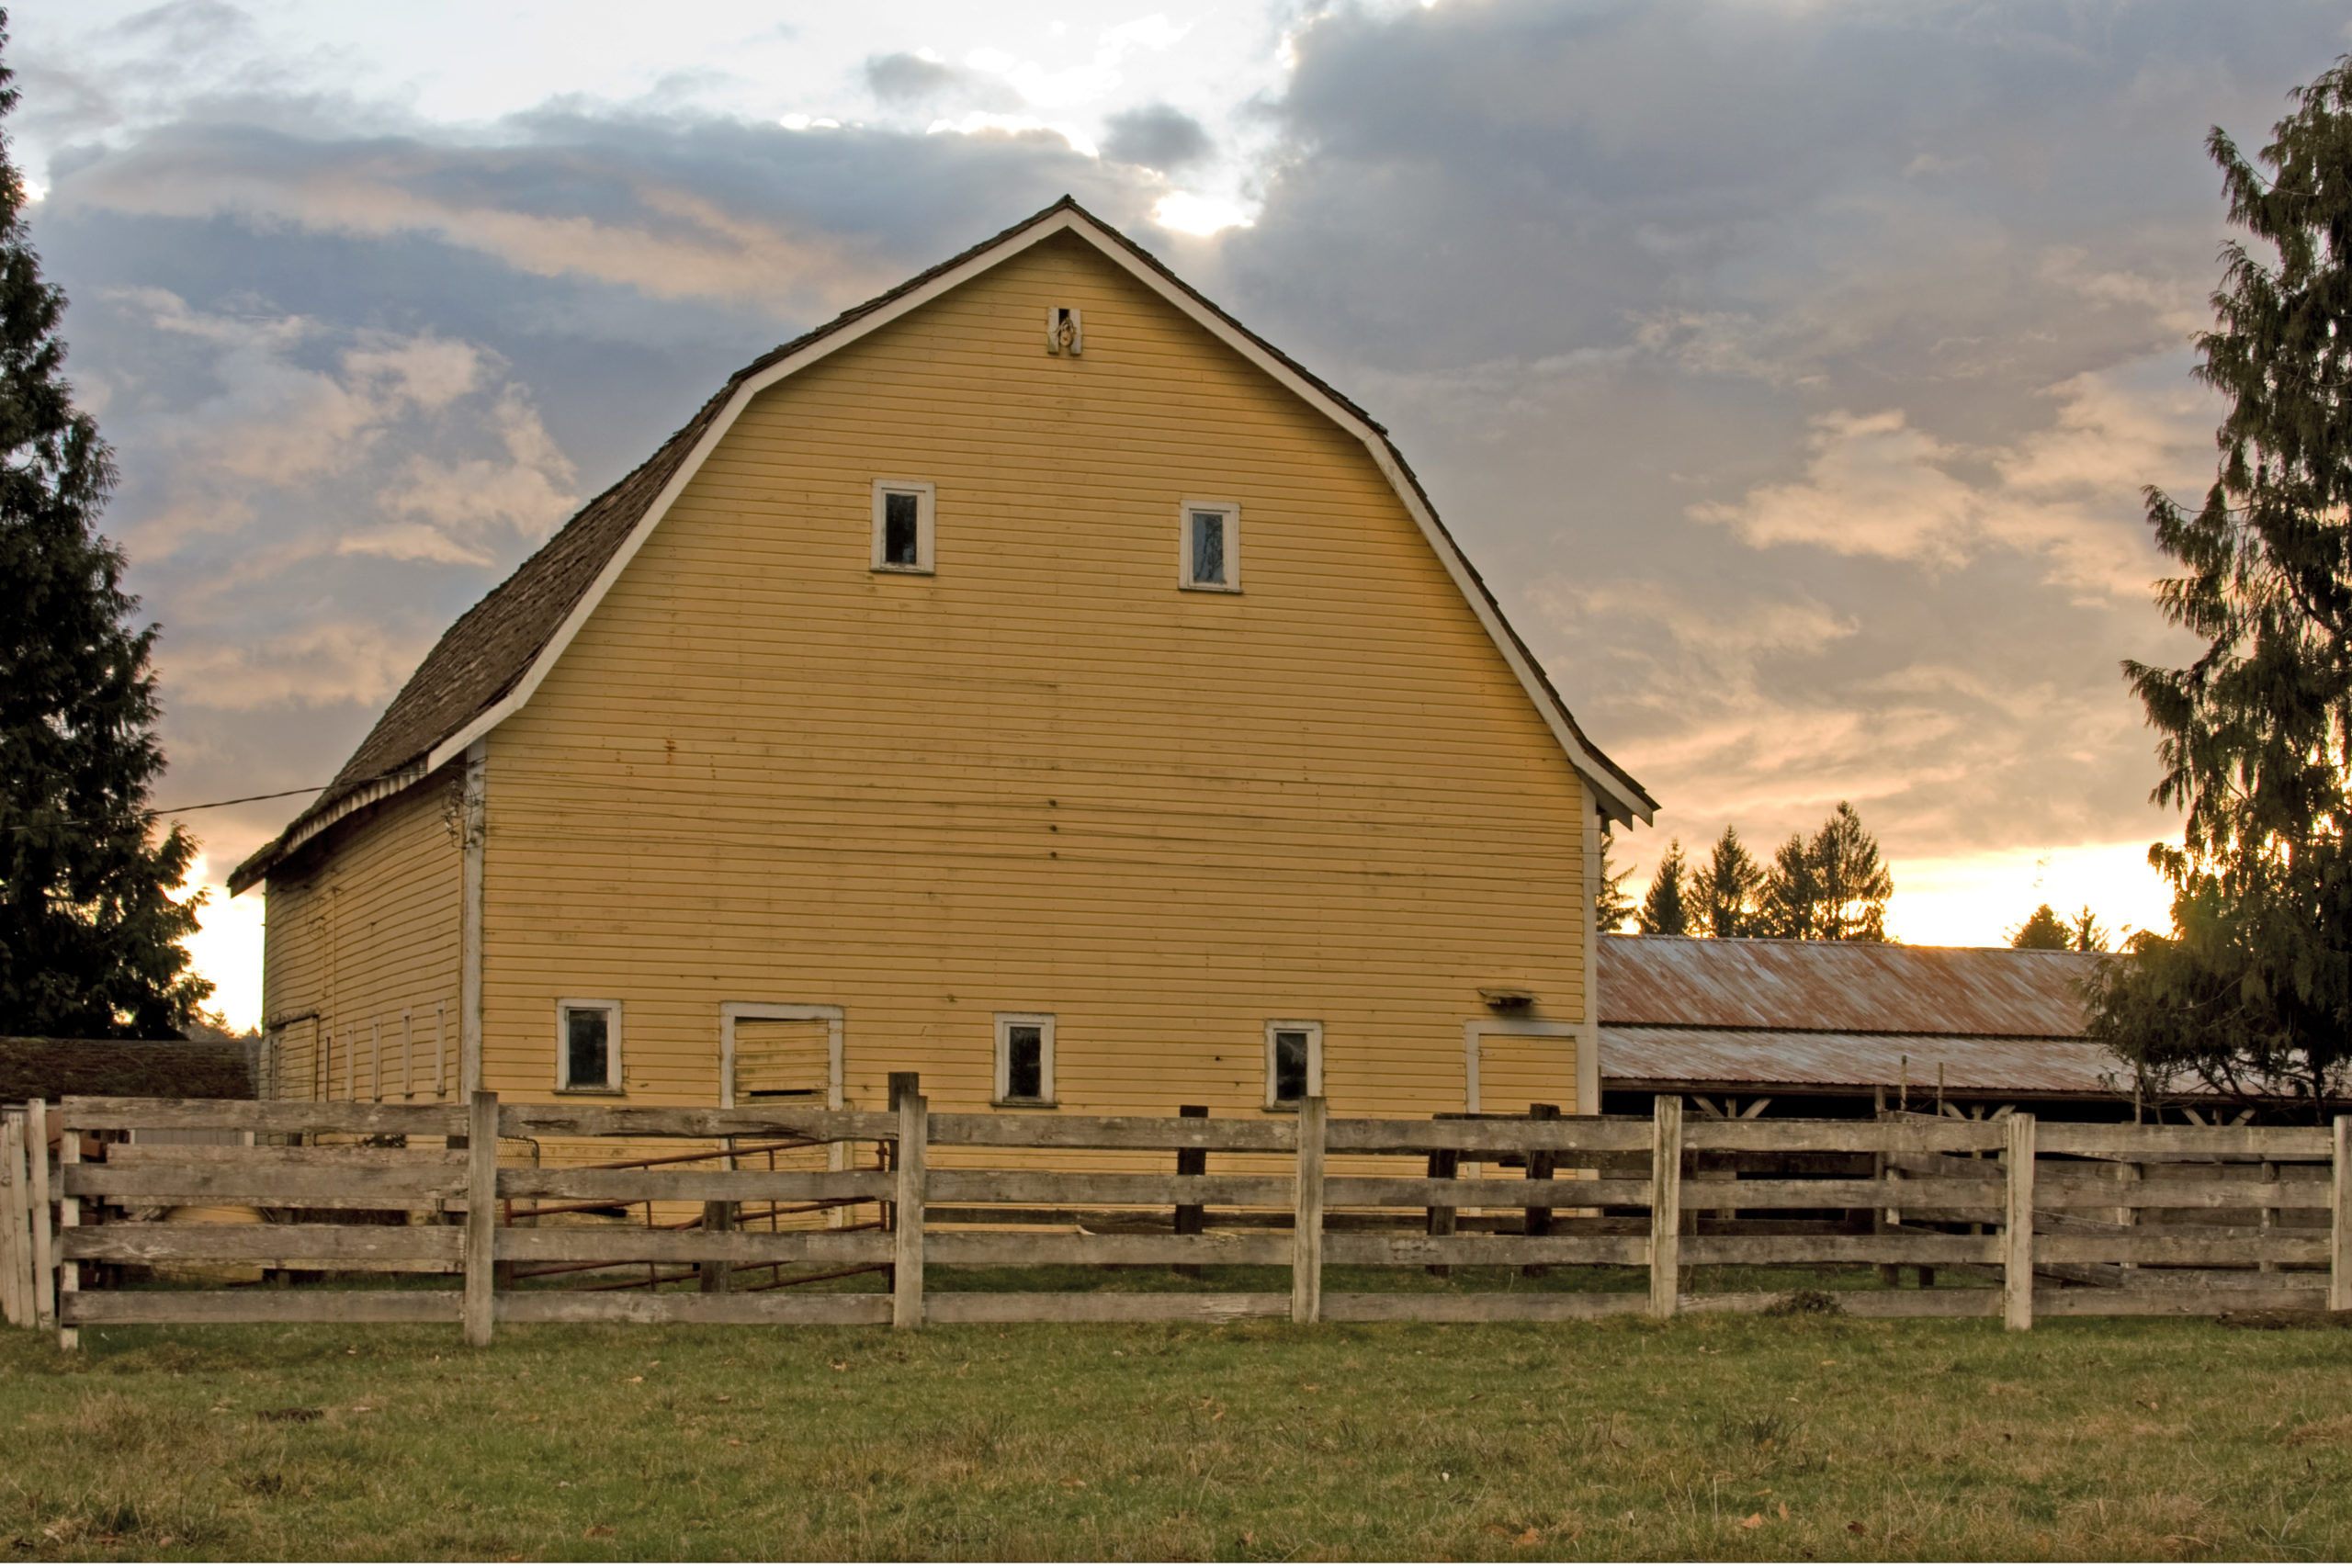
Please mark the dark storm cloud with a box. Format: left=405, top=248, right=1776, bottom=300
left=1102, top=103, right=1212, bottom=171
left=1204, top=0, right=2352, bottom=878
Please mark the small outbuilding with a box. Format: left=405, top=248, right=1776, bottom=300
left=1595, top=935, right=2236, bottom=1122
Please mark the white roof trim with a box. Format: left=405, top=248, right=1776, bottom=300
left=423, top=208, right=1652, bottom=824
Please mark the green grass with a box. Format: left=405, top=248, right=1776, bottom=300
left=4, top=1290, right=2350, bottom=1561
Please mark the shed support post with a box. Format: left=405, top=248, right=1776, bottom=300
left=1648, top=1095, right=1682, bottom=1318
left=2332, top=1116, right=2351, bottom=1313
left=463, top=1091, right=499, bottom=1348
left=1291, top=1096, right=1326, bottom=1325
left=2003, top=1112, right=2036, bottom=1331
left=892, top=1088, right=927, bottom=1330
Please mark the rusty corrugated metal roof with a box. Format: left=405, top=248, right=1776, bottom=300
left=1599, top=934, right=2100, bottom=1037
left=1600, top=1026, right=2127, bottom=1098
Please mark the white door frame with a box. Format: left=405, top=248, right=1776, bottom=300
left=718, top=1002, right=844, bottom=1111
left=1461, top=1019, right=1589, bottom=1115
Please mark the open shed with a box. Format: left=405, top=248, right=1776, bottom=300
left=1594, top=935, right=2267, bottom=1123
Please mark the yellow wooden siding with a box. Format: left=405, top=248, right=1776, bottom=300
left=476, top=231, right=1589, bottom=1122
left=259, top=767, right=463, bottom=1102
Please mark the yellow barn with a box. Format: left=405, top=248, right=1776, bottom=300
left=229, top=198, right=1655, bottom=1139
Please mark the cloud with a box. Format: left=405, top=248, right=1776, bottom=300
left=1690, top=360, right=2211, bottom=595
left=865, top=51, right=1023, bottom=113
left=1103, top=103, right=1212, bottom=171
left=159, top=620, right=436, bottom=713
left=50, top=108, right=1163, bottom=321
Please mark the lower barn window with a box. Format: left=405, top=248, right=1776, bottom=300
left=557, top=998, right=623, bottom=1093
left=995, top=1012, right=1056, bottom=1105
left=1265, top=1020, right=1322, bottom=1109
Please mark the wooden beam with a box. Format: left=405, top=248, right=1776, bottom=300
left=66, top=1291, right=461, bottom=1325
left=926, top=1292, right=1284, bottom=1325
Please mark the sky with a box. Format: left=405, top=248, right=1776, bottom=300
left=17, top=0, right=2352, bottom=1032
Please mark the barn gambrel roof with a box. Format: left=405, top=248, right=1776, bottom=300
left=232, top=197, right=1655, bottom=893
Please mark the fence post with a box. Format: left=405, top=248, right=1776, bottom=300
left=1291, top=1095, right=1327, bottom=1325
left=699, top=1201, right=736, bottom=1293
left=463, top=1091, right=499, bottom=1348
left=2003, top=1112, right=2036, bottom=1331
left=892, top=1088, right=928, bottom=1330
left=54, top=1111, right=77, bottom=1351
left=1173, top=1104, right=1208, bottom=1279
left=1425, top=1144, right=1459, bottom=1278
left=28, top=1100, right=52, bottom=1330
left=1, top=1111, right=25, bottom=1327
left=1523, top=1103, right=1558, bottom=1278
left=1648, top=1095, right=1682, bottom=1318
left=2332, top=1115, right=2350, bottom=1313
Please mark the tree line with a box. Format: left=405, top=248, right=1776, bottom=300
left=1602, top=801, right=1894, bottom=941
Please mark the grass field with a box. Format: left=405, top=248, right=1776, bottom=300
left=4, top=1271, right=2351, bottom=1561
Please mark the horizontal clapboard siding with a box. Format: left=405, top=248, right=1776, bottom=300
left=263, top=771, right=463, bottom=1104
left=465, top=231, right=1589, bottom=1122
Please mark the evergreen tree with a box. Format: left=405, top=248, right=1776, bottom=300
left=1754, top=804, right=1894, bottom=942
left=2069, top=907, right=2109, bottom=953
left=1694, top=824, right=1763, bottom=938
left=0, top=21, right=210, bottom=1039
left=1637, top=839, right=1690, bottom=935
left=2089, top=58, right=2352, bottom=1110
left=1594, top=825, right=1636, bottom=933
left=2011, top=903, right=2071, bottom=950
left=1756, top=831, right=1823, bottom=940
left=1812, top=801, right=1893, bottom=942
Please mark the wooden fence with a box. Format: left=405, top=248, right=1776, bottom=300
left=6, top=1090, right=2349, bottom=1347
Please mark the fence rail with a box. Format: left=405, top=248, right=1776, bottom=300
left=5, top=1090, right=2349, bottom=1346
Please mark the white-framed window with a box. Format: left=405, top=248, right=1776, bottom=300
left=871, top=479, right=935, bottom=574
left=1045, top=305, right=1083, bottom=355
left=1264, top=1020, right=1323, bottom=1110
left=994, top=1012, right=1057, bottom=1106
left=556, top=998, right=624, bottom=1093
left=1179, top=501, right=1240, bottom=592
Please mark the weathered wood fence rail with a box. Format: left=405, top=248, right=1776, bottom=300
left=6, top=1091, right=2348, bottom=1347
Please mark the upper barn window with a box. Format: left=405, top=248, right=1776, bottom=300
left=1180, top=502, right=1240, bottom=592
left=872, top=480, right=935, bottom=574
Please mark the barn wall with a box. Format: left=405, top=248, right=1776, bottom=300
left=259, top=768, right=464, bottom=1102
left=473, top=231, right=1592, bottom=1122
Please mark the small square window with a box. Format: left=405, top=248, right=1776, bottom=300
left=994, top=1012, right=1057, bottom=1105
left=556, top=998, right=624, bottom=1093
left=1180, top=501, right=1240, bottom=592
left=1045, top=305, right=1083, bottom=355
left=871, top=480, right=935, bottom=574
left=1264, top=1020, right=1322, bottom=1110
